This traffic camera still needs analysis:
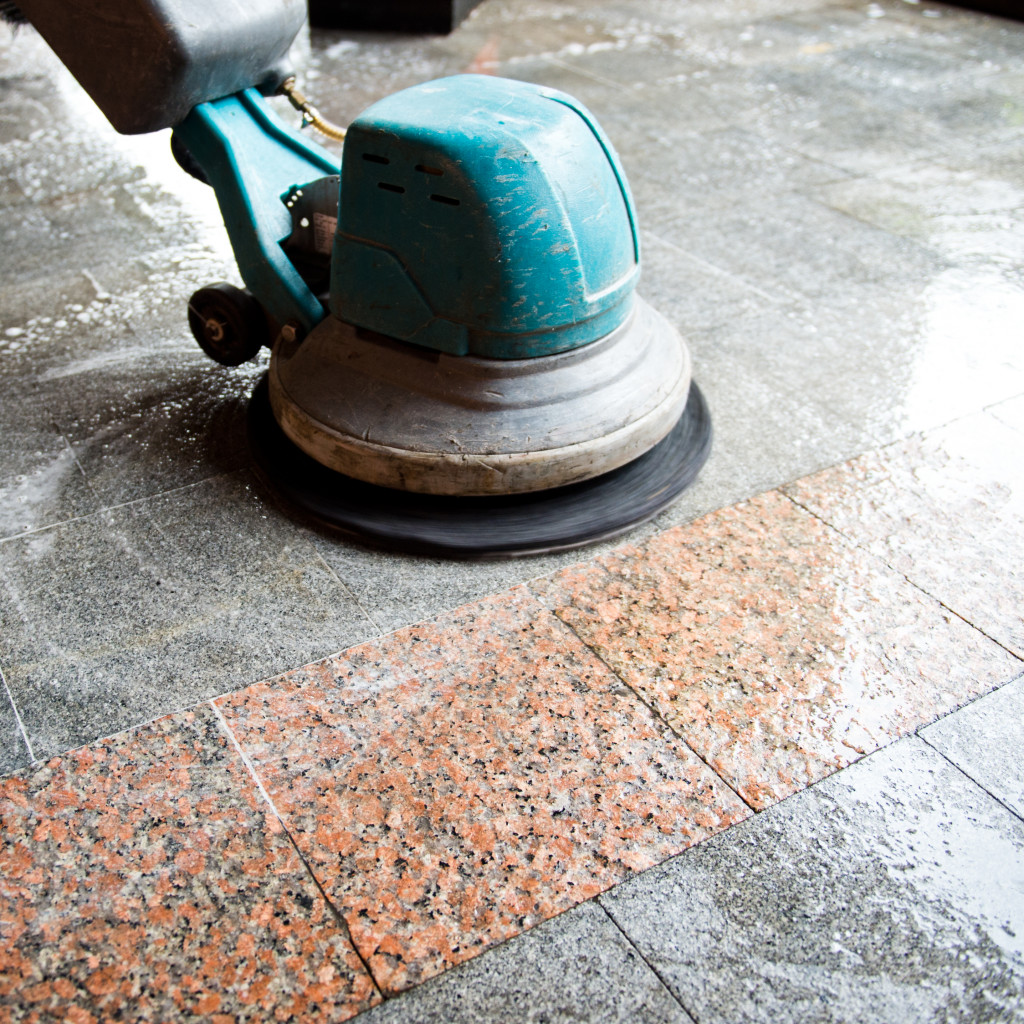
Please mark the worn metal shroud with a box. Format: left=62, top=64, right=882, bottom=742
left=269, top=297, right=691, bottom=496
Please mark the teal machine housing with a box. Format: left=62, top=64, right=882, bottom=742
left=173, top=75, right=641, bottom=362
left=331, top=75, right=641, bottom=359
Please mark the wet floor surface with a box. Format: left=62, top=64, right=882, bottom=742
left=1, top=0, right=1023, bottom=1020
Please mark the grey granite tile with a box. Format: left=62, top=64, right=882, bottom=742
left=641, top=188, right=945, bottom=309
left=625, top=125, right=849, bottom=219
left=0, top=674, right=32, bottom=776
left=0, top=471, right=379, bottom=758
left=500, top=57, right=732, bottom=140
left=638, top=231, right=778, bottom=336
left=652, top=337, right=877, bottom=534
left=921, top=127, right=1024, bottom=200
left=0, top=183, right=207, bottom=317
left=600, top=737, right=1024, bottom=1024
left=718, top=61, right=972, bottom=178
left=358, top=900, right=693, bottom=1024
left=305, top=517, right=667, bottom=635
left=922, top=675, right=1024, bottom=822
left=824, top=43, right=1022, bottom=150
left=0, top=204, right=120, bottom=333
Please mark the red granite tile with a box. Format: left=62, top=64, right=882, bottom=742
left=532, top=490, right=1020, bottom=811
left=0, top=706, right=379, bottom=1023
left=784, top=412, right=1024, bottom=656
left=215, top=589, right=749, bottom=995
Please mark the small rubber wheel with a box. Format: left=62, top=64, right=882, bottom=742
left=187, top=283, right=268, bottom=366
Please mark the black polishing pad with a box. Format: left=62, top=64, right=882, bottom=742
left=247, top=375, right=711, bottom=558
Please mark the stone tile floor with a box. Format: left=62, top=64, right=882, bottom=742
left=1, top=0, right=1023, bottom=1021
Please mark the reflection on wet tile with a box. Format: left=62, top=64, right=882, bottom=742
left=869, top=266, right=1024, bottom=437
left=785, top=412, right=1024, bottom=657
left=0, top=472, right=378, bottom=758
left=532, top=490, right=1019, bottom=809
left=217, top=589, right=749, bottom=995
left=695, top=279, right=1024, bottom=451
left=600, top=737, right=1024, bottom=1024
left=922, top=675, right=1024, bottom=821
left=0, top=706, right=379, bottom=1021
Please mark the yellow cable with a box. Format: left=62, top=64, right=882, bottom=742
left=280, top=77, right=347, bottom=142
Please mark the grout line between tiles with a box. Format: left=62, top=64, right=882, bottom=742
left=208, top=700, right=386, bottom=1001
left=0, top=471, right=236, bottom=545
left=917, top=733, right=1024, bottom=827
left=55, top=424, right=90, bottom=482
left=643, top=229, right=786, bottom=305
left=780, top=491, right=1024, bottom=665
left=596, top=900, right=701, bottom=1024
left=308, top=544, right=388, bottom=637
left=1, top=662, right=36, bottom=764
left=985, top=393, right=1024, bottom=435
left=541, top=53, right=627, bottom=90
left=531, top=589, right=756, bottom=814
left=904, top=583, right=1023, bottom=663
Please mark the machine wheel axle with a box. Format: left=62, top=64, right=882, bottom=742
left=187, top=282, right=269, bottom=366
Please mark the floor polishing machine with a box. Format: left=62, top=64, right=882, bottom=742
left=10, top=0, right=711, bottom=556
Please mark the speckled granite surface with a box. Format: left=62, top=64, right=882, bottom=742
left=531, top=489, right=1019, bottom=809
left=1, top=460, right=1021, bottom=1019
left=2, top=0, right=1023, bottom=1019
left=216, top=588, right=749, bottom=995
left=0, top=706, right=380, bottom=1023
